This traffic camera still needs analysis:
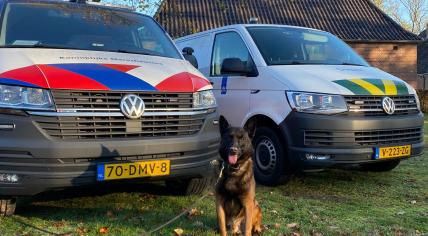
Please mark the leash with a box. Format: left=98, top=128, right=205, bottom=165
left=143, top=161, right=225, bottom=235
left=11, top=215, right=66, bottom=236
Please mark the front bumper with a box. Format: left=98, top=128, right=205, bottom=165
left=0, top=112, right=220, bottom=197
left=279, top=112, right=424, bottom=169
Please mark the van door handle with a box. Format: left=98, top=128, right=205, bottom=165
left=251, top=90, right=260, bottom=94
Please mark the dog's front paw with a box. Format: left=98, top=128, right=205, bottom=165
left=252, top=225, right=263, bottom=235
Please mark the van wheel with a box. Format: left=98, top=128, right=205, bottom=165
left=166, top=177, right=213, bottom=195
left=360, top=160, right=401, bottom=172
left=253, top=127, right=290, bottom=186
left=0, top=198, right=16, bottom=217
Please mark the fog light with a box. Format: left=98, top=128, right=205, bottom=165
left=0, top=173, right=19, bottom=183
left=305, top=154, right=331, bottom=160
left=0, top=124, right=15, bottom=130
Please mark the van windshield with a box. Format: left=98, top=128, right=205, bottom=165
left=247, top=26, right=369, bottom=66
left=0, top=2, right=181, bottom=59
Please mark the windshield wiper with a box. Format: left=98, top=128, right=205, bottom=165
left=0, top=44, right=79, bottom=50
left=112, top=49, right=154, bottom=56
left=340, top=62, right=366, bottom=66
left=273, top=61, right=325, bottom=65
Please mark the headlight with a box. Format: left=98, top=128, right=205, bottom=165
left=0, top=84, right=54, bottom=110
left=193, top=90, right=216, bottom=108
left=286, top=91, right=347, bottom=114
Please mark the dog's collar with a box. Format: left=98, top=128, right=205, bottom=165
left=227, top=164, right=241, bottom=171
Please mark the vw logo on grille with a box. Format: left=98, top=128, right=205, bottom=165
left=382, top=97, right=395, bottom=115
left=120, top=94, right=145, bottom=119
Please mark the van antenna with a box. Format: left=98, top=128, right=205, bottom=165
left=249, top=17, right=259, bottom=24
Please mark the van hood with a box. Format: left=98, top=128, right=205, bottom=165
left=0, top=49, right=211, bottom=92
left=268, top=65, right=414, bottom=95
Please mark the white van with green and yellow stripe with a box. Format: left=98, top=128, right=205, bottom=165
left=176, top=24, right=424, bottom=186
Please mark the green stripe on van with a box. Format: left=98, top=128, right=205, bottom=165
left=333, top=80, right=371, bottom=95
left=394, top=80, right=409, bottom=95
left=363, top=79, right=385, bottom=93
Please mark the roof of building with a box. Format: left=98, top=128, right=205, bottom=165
left=155, top=0, right=421, bottom=41
left=420, top=30, right=427, bottom=39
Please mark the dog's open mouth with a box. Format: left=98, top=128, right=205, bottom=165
left=228, top=155, right=238, bottom=165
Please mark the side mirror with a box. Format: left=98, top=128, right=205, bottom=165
left=182, top=47, right=198, bottom=69
left=221, top=58, right=257, bottom=76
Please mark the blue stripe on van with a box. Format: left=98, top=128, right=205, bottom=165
left=221, top=76, right=228, bottom=94
left=0, top=78, right=41, bottom=88
left=50, top=64, right=157, bottom=91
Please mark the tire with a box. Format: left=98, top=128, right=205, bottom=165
left=252, top=126, right=291, bottom=186
left=165, top=177, right=213, bottom=195
left=360, top=159, right=401, bottom=172
left=0, top=198, right=16, bottom=217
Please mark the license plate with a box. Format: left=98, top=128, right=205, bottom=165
left=97, top=160, right=170, bottom=181
left=375, top=145, right=411, bottom=159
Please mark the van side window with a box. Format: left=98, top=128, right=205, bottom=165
left=211, top=32, right=252, bottom=76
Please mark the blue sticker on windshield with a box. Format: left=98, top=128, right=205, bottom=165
left=221, top=76, right=228, bottom=95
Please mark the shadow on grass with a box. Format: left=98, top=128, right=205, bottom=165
left=12, top=182, right=218, bottom=234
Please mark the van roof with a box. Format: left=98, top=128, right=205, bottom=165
left=176, top=24, right=327, bottom=41
left=3, top=0, right=147, bottom=16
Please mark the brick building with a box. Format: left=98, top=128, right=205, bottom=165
left=155, top=0, right=422, bottom=88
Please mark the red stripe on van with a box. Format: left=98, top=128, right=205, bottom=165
left=0, top=65, right=49, bottom=88
left=155, top=72, right=210, bottom=92
left=38, top=65, right=110, bottom=90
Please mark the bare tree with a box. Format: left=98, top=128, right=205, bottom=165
left=398, top=0, right=428, bottom=33
left=372, top=0, right=427, bottom=33
left=103, top=0, right=161, bottom=13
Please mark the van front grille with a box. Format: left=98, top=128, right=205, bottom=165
left=32, top=114, right=205, bottom=139
left=30, top=90, right=210, bottom=140
left=344, top=95, right=419, bottom=116
left=304, top=127, right=423, bottom=147
left=51, top=90, right=194, bottom=111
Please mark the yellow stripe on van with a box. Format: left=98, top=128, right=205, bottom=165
left=350, top=79, right=385, bottom=95
left=382, top=79, right=397, bottom=95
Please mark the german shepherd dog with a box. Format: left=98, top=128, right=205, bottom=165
left=216, top=121, right=262, bottom=236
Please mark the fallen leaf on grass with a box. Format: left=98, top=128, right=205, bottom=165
left=410, top=200, right=417, bottom=204
left=271, top=210, right=278, bottom=215
left=274, top=223, right=281, bottom=229
left=310, top=230, right=323, bottom=236
left=99, top=227, right=109, bottom=234
left=286, top=223, right=299, bottom=230
left=53, top=221, right=67, bottom=228
left=394, top=228, right=404, bottom=236
left=174, top=228, right=184, bottom=236
left=187, top=208, right=201, bottom=219
left=397, top=211, right=405, bottom=215
left=76, top=226, right=88, bottom=236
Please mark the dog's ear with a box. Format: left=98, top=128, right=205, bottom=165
left=219, top=117, right=230, bottom=136
left=245, top=120, right=256, bottom=139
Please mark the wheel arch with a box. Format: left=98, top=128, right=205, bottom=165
left=244, top=114, right=277, bottom=131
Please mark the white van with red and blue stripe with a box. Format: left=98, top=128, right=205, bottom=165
left=0, top=0, right=219, bottom=216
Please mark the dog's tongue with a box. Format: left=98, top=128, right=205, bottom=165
left=228, top=155, right=238, bottom=165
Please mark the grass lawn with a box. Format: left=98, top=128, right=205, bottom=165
left=1, top=144, right=427, bottom=235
